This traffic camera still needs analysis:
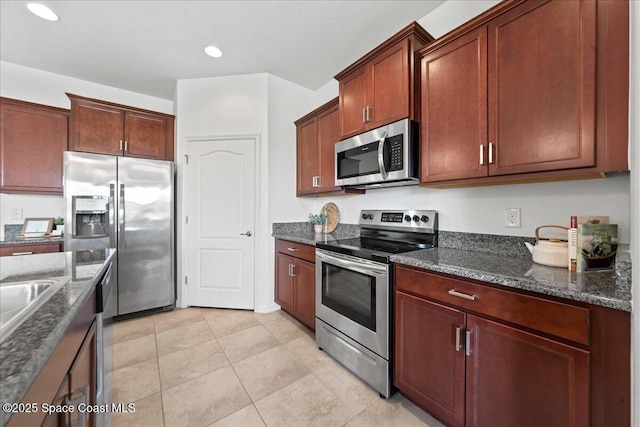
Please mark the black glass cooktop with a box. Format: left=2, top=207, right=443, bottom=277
left=316, top=236, right=433, bottom=264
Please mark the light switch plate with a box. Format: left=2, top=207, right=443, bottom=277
left=10, top=208, right=23, bottom=220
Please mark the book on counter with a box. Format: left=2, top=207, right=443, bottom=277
left=576, top=222, right=618, bottom=272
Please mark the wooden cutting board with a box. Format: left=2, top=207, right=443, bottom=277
left=322, top=202, right=339, bottom=233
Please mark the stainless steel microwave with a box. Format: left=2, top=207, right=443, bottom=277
left=334, top=118, right=418, bottom=189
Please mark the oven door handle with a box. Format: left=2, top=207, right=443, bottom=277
left=316, top=250, right=387, bottom=277
left=377, top=131, right=389, bottom=180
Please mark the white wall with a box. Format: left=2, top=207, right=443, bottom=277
left=0, top=61, right=174, bottom=240
left=175, top=73, right=273, bottom=310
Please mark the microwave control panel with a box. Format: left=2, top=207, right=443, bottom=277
left=387, top=135, right=403, bottom=171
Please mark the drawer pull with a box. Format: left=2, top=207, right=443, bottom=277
left=12, top=251, right=33, bottom=255
left=287, top=247, right=299, bottom=252
left=448, top=289, right=476, bottom=301
left=455, top=326, right=463, bottom=352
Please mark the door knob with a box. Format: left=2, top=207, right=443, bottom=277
left=240, top=231, right=252, bottom=237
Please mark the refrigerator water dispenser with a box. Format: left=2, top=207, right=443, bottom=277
left=73, top=196, right=109, bottom=238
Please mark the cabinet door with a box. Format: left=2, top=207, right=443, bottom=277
left=70, top=98, right=124, bottom=156
left=394, top=291, right=466, bottom=427
left=488, top=0, right=596, bottom=175
left=43, top=376, right=69, bottom=427
left=68, top=322, right=96, bottom=427
left=275, top=253, right=294, bottom=313
left=296, top=116, right=319, bottom=196
left=465, top=315, right=589, bottom=427
left=0, top=99, right=68, bottom=194
left=124, top=111, right=169, bottom=160
left=316, top=102, right=341, bottom=193
left=369, top=41, right=409, bottom=129
left=293, top=258, right=315, bottom=331
left=339, top=66, right=368, bottom=139
left=421, top=28, right=488, bottom=183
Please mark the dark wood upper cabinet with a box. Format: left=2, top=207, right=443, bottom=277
left=335, top=22, right=434, bottom=140
left=0, top=97, right=68, bottom=194
left=420, top=27, right=488, bottom=182
left=488, top=0, right=596, bottom=176
left=295, top=98, right=360, bottom=196
left=419, top=0, right=629, bottom=187
left=68, top=93, right=174, bottom=161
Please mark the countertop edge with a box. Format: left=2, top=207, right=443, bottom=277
left=273, top=231, right=631, bottom=313
left=0, top=250, right=115, bottom=415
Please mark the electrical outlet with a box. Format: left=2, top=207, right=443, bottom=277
left=506, top=208, right=521, bottom=228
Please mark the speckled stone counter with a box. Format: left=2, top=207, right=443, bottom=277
left=272, top=222, right=360, bottom=245
left=0, top=237, right=63, bottom=246
left=391, top=247, right=631, bottom=312
left=0, top=249, right=115, bottom=422
left=272, top=222, right=631, bottom=311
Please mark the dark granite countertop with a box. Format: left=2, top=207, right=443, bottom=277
left=390, top=247, right=631, bottom=312
left=271, top=223, right=631, bottom=312
left=0, top=249, right=115, bottom=421
left=0, top=237, right=63, bottom=246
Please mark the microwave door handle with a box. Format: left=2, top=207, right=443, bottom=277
left=377, top=131, right=388, bottom=180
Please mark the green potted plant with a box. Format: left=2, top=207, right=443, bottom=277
left=53, top=217, right=64, bottom=231
left=309, top=213, right=327, bottom=233
left=581, top=228, right=618, bottom=269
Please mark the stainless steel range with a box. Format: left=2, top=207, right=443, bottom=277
left=315, top=209, right=437, bottom=397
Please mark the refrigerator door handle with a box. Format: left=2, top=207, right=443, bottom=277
left=119, top=184, right=126, bottom=249
left=109, top=184, right=116, bottom=248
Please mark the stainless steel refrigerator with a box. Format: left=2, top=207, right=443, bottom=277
left=63, top=151, right=175, bottom=316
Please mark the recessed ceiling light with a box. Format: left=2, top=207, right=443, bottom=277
left=26, top=3, right=59, bottom=21
left=204, top=45, right=223, bottom=58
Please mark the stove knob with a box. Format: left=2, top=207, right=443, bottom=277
left=361, top=213, right=368, bottom=220
left=412, top=215, right=420, bottom=222
left=404, top=215, right=411, bottom=222
left=421, top=215, right=430, bottom=223
left=367, top=214, right=374, bottom=220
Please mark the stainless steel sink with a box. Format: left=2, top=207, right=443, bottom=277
left=0, top=277, right=70, bottom=343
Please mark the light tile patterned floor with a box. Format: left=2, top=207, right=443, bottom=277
left=111, top=308, right=445, bottom=427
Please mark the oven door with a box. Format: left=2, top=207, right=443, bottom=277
left=315, top=249, right=389, bottom=358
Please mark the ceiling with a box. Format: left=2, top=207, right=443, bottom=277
left=0, top=1, right=445, bottom=100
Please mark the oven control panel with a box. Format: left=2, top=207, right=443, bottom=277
left=359, top=210, right=437, bottom=233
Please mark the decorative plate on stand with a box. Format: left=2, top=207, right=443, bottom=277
left=322, top=202, right=339, bottom=233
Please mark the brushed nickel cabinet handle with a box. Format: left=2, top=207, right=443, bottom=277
left=480, top=144, right=485, bottom=165
left=287, top=247, right=299, bottom=252
left=465, top=330, right=472, bottom=356
left=291, top=264, right=296, bottom=277
left=455, top=326, right=463, bottom=352
left=448, top=289, right=476, bottom=301
left=124, top=140, right=128, bottom=152
left=489, top=142, right=494, bottom=164
left=119, top=140, right=123, bottom=151
left=363, top=108, right=367, bottom=123
left=12, top=251, right=33, bottom=255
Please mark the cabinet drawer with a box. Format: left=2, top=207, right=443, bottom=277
left=275, top=239, right=315, bottom=263
left=395, top=265, right=589, bottom=346
left=0, top=242, right=62, bottom=257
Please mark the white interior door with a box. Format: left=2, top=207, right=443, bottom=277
left=185, top=137, right=256, bottom=309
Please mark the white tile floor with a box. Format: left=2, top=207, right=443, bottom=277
left=111, top=307, right=445, bottom=427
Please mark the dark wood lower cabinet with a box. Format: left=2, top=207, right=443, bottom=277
left=394, top=264, right=629, bottom=427
left=394, top=292, right=465, bottom=427
left=274, top=239, right=316, bottom=331
left=465, top=315, right=589, bottom=427
left=0, top=242, right=63, bottom=257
